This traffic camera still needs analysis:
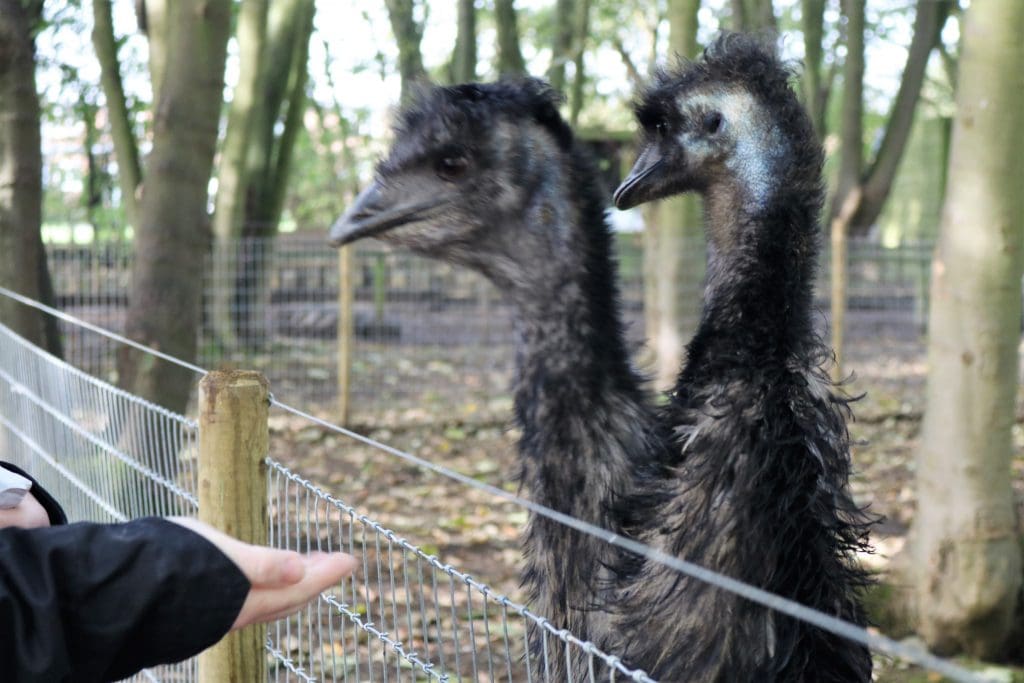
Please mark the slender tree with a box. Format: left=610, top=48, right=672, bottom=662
left=384, top=0, right=427, bottom=103
left=831, top=0, right=952, bottom=232
left=210, top=0, right=269, bottom=350
left=568, top=0, right=591, bottom=126
left=642, top=0, right=702, bottom=390
left=801, top=0, right=827, bottom=137
left=452, top=0, right=477, bottom=82
left=232, top=0, right=315, bottom=349
left=92, top=0, right=142, bottom=229
left=136, top=0, right=170, bottom=103
left=907, top=0, right=1024, bottom=658
left=494, top=0, right=527, bottom=76
left=833, top=0, right=864, bottom=217
left=0, top=0, right=59, bottom=355
left=730, top=0, right=775, bottom=32
left=547, top=0, right=574, bottom=93
left=117, top=0, right=231, bottom=413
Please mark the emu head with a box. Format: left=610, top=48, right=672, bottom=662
left=330, top=79, right=579, bottom=283
left=614, top=33, right=820, bottom=221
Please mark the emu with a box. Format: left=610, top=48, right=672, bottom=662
left=329, top=79, right=673, bottom=680
left=612, top=33, right=875, bottom=681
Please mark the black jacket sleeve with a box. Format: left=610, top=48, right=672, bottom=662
left=0, top=517, right=251, bottom=682
left=0, top=462, right=67, bottom=526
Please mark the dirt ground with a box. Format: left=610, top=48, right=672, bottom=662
left=264, top=335, right=1024, bottom=682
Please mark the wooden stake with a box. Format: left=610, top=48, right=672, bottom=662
left=337, top=246, right=354, bottom=425
left=197, top=370, right=269, bottom=683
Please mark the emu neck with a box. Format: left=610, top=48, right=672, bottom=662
left=689, top=183, right=820, bottom=368
left=495, top=155, right=657, bottom=505
left=507, top=205, right=641, bottom=443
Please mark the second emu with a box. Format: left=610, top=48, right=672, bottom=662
left=614, top=33, right=874, bottom=681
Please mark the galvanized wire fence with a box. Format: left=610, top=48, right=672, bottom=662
left=0, top=321, right=200, bottom=683
left=0, top=314, right=655, bottom=682
left=0, top=288, right=991, bottom=683
left=46, top=234, right=934, bottom=417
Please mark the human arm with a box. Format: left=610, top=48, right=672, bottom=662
left=0, top=516, right=355, bottom=682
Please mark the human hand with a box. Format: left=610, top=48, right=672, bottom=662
left=0, top=493, right=51, bottom=529
left=169, top=517, right=357, bottom=630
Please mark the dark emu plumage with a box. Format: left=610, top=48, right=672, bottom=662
left=613, top=33, right=875, bottom=681
left=329, top=33, right=875, bottom=682
left=329, top=79, right=674, bottom=681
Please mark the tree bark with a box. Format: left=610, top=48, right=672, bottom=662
left=801, top=0, right=827, bottom=137
left=117, top=0, right=232, bottom=414
left=494, top=0, right=526, bottom=76
left=833, top=0, right=864, bottom=217
left=452, top=0, right=476, bottom=83
left=233, top=0, right=315, bottom=349
left=730, top=0, right=775, bottom=32
left=547, top=0, right=574, bottom=94
left=0, top=0, right=48, bottom=349
left=568, top=0, right=591, bottom=126
left=92, top=0, right=143, bottom=230
left=849, top=0, right=952, bottom=232
left=384, top=0, right=427, bottom=103
left=138, top=0, right=170, bottom=104
left=908, top=0, right=1024, bottom=658
left=210, top=0, right=269, bottom=351
left=642, top=0, right=702, bottom=390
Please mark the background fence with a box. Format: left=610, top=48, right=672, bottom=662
left=46, top=234, right=935, bottom=419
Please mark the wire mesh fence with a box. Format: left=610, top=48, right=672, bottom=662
left=0, top=317, right=656, bottom=682
left=0, top=321, right=200, bottom=683
left=46, top=234, right=934, bottom=419
left=0, top=280, right=995, bottom=683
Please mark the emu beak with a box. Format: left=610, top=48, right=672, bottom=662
left=613, top=146, right=666, bottom=210
left=329, top=181, right=454, bottom=247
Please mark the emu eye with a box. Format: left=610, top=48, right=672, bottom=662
left=435, top=155, right=469, bottom=182
left=703, top=111, right=723, bottom=135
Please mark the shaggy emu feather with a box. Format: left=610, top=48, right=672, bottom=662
left=329, top=78, right=673, bottom=680
left=329, top=37, right=874, bottom=680
left=612, top=33, right=875, bottom=681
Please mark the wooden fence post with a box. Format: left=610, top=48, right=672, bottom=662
left=337, top=246, right=354, bottom=425
left=830, top=187, right=860, bottom=383
left=197, top=370, right=269, bottom=683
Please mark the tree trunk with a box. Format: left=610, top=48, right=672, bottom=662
left=452, top=0, right=476, bottom=83
left=547, top=0, right=574, bottom=94
left=384, top=0, right=427, bottom=103
left=494, top=0, right=526, bottom=76
left=210, top=0, right=269, bottom=352
left=568, top=0, right=591, bottom=126
left=225, top=0, right=314, bottom=350
left=908, top=0, right=1024, bottom=658
left=833, top=0, right=864, bottom=217
left=93, top=0, right=142, bottom=229
left=643, top=0, right=702, bottom=390
left=138, top=0, right=170, bottom=103
left=801, top=0, right=827, bottom=137
left=0, top=0, right=47, bottom=349
left=730, top=0, right=774, bottom=31
left=117, top=0, right=231, bottom=414
left=849, top=0, right=951, bottom=232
